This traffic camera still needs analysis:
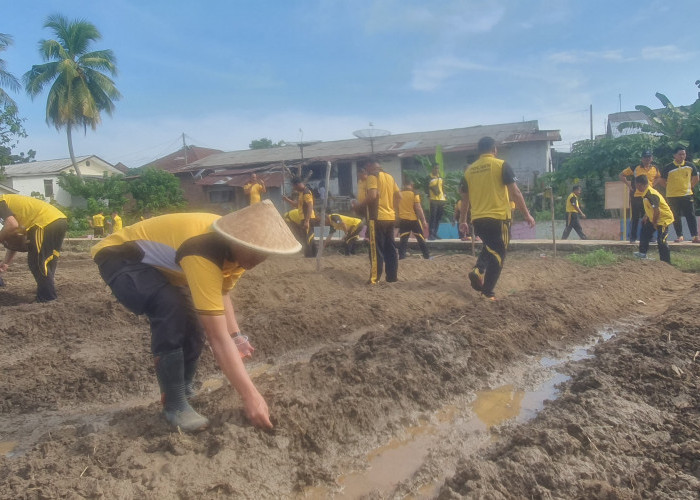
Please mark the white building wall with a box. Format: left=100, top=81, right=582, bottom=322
left=8, top=176, right=72, bottom=206
left=500, top=142, right=551, bottom=192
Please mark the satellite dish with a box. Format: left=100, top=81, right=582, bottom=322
left=353, top=125, right=390, bottom=153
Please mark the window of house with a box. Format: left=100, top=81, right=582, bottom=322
left=208, top=189, right=234, bottom=203
left=44, top=179, right=54, bottom=199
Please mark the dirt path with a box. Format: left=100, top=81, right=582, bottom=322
left=0, top=251, right=697, bottom=499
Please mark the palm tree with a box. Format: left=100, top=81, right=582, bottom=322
left=23, top=14, right=121, bottom=180
left=0, top=33, right=21, bottom=107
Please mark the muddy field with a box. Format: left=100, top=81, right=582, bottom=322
left=1, top=247, right=699, bottom=499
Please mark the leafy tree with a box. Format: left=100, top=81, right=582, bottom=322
left=58, top=171, right=128, bottom=210
left=23, top=14, right=121, bottom=180
left=0, top=104, right=27, bottom=166
left=128, top=168, right=185, bottom=214
left=0, top=33, right=20, bottom=107
left=249, top=137, right=284, bottom=149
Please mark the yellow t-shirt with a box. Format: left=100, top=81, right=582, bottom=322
left=398, top=190, right=420, bottom=221
left=463, top=154, right=515, bottom=221
left=640, top=186, right=674, bottom=227
left=111, top=215, right=123, bottom=232
left=662, top=161, right=698, bottom=198
left=429, top=175, right=446, bottom=201
left=245, top=183, right=265, bottom=204
left=0, top=194, right=66, bottom=229
left=284, top=209, right=303, bottom=225
left=328, top=214, right=361, bottom=233
left=91, top=213, right=245, bottom=315
left=93, top=213, right=105, bottom=228
left=621, top=165, right=660, bottom=197
left=366, top=171, right=400, bottom=221
left=296, top=188, right=316, bottom=220
left=565, top=192, right=581, bottom=213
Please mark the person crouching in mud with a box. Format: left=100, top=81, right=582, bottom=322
left=91, top=200, right=301, bottom=432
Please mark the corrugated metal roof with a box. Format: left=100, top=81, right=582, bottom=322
left=196, top=170, right=284, bottom=188
left=4, top=156, right=92, bottom=175
left=186, top=120, right=559, bottom=171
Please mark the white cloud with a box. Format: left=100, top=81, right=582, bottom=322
left=411, top=56, right=496, bottom=91
left=641, top=45, right=689, bottom=61
left=548, top=50, right=625, bottom=64
left=365, top=0, right=504, bottom=37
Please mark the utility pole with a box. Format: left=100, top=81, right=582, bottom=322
left=590, top=105, right=593, bottom=141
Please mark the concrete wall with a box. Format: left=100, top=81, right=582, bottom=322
left=8, top=176, right=71, bottom=206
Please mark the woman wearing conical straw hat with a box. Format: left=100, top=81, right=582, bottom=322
left=91, top=201, right=301, bottom=432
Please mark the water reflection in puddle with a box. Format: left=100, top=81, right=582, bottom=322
left=301, top=327, right=620, bottom=499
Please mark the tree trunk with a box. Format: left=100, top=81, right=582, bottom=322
left=66, top=124, right=83, bottom=181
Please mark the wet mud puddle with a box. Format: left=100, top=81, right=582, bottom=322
left=301, top=325, right=621, bottom=499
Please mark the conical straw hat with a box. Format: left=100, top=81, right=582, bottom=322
left=213, top=200, right=302, bottom=255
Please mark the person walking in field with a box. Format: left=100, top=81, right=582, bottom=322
left=561, top=185, right=588, bottom=240
left=0, top=194, right=67, bottom=302
left=397, top=181, right=430, bottom=260
left=459, top=136, right=535, bottom=300
left=91, top=200, right=301, bottom=432
left=633, top=175, right=674, bottom=263
left=657, top=145, right=700, bottom=243
left=619, top=150, right=659, bottom=244
left=283, top=177, right=317, bottom=257
left=243, top=173, right=266, bottom=205
left=428, top=165, right=446, bottom=240
left=357, top=159, right=401, bottom=284
left=323, top=212, right=365, bottom=255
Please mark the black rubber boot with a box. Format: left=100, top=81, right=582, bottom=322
left=183, top=356, right=199, bottom=399
left=154, top=349, right=209, bottom=432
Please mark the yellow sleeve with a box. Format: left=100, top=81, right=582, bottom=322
left=620, top=167, right=633, bottom=176
left=180, top=255, right=226, bottom=315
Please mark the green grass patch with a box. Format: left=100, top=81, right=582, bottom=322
left=567, top=248, right=620, bottom=267
left=670, top=250, right=700, bottom=273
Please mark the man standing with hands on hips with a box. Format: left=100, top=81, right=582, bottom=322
left=459, top=136, right=535, bottom=300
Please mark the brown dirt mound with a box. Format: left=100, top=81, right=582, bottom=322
left=0, top=250, right=696, bottom=499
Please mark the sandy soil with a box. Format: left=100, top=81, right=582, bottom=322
left=1, top=248, right=698, bottom=499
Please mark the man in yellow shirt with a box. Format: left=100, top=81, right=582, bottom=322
left=243, top=173, right=266, bottom=205
left=658, top=145, right=699, bottom=243
left=91, top=210, right=106, bottom=238
left=428, top=165, right=446, bottom=240
left=459, top=137, right=535, bottom=300
left=619, top=150, right=659, bottom=243
left=398, top=181, right=430, bottom=259
left=91, top=201, right=301, bottom=432
left=323, top=212, right=364, bottom=255
left=0, top=194, right=67, bottom=302
left=109, top=211, right=123, bottom=233
left=283, top=177, right=317, bottom=257
left=633, top=175, right=674, bottom=263
left=561, top=185, right=587, bottom=240
left=358, top=160, right=401, bottom=284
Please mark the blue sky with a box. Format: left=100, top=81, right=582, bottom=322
left=3, top=0, right=700, bottom=168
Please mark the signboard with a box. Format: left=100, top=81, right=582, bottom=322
left=605, top=181, right=629, bottom=210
